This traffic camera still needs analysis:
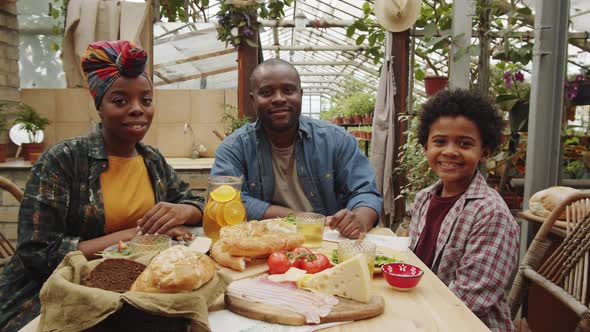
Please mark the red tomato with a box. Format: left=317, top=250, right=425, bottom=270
left=267, top=252, right=292, bottom=274
left=299, top=253, right=331, bottom=274
left=288, top=247, right=313, bottom=269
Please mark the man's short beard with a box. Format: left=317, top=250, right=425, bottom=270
left=261, top=111, right=300, bottom=132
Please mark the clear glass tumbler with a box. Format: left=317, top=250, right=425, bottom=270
left=296, top=212, right=326, bottom=248
left=337, top=239, right=377, bottom=278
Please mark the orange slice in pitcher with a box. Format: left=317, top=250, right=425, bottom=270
left=223, top=200, right=246, bottom=225
left=210, top=185, right=237, bottom=203
left=205, top=201, right=227, bottom=226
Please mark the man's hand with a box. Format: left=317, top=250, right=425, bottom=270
left=164, top=225, right=194, bottom=241
left=137, top=202, right=200, bottom=235
left=326, top=207, right=377, bottom=239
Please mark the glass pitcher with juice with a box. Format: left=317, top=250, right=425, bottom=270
left=203, top=176, right=246, bottom=242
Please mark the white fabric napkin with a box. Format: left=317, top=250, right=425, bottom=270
left=323, top=229, right=411, bottom=251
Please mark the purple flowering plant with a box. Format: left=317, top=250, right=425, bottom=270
left=216, top=0, right=293, bottom=48
left=565, top=74, right=588, bottom=102
left=495, top=69, right=530, bottom=113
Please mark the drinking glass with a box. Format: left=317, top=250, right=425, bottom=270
left=296, top=212, right=326, bottom=248
left=338, top=239, right=377, bottom=278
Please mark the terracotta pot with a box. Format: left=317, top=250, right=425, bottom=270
left=362, top=116, right=373, bottom=124
left=22, top=143, right=45, bottom=161
left=333, top=117, right=343, bottom=124
left=424, top=76, right=449, bottom=97
left=29, top=152, right=42, bottom=164
left=0, top=144, right=6, bottom=162
left=342, top=117, right=352, bottom=124
left=366, top=132, right=372, bottom=140
left=352, top=116, right=362, bottom=124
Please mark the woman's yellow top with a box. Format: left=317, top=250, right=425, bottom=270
left=100, top=155, right=155, bottom=233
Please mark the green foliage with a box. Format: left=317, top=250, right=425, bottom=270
left=394, top=114, right=437, bottom=202
left=345, top=2, right=385, bottom=65
left=221, top=104, right=252, bottom=135
left=340, top=92, right=375, bottom=117
left=328, top=76, right=375, bottom=118
left=14, top=104, right=51, bottom=143
left=216, top=0, right=293, bottom=48
left=490, top=62, right=530, bottom=118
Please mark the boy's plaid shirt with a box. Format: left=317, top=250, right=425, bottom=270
left=409, top=171, right=519, bottom=332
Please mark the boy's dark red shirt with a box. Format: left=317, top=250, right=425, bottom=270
left=414, top=191, right=463, bottom=268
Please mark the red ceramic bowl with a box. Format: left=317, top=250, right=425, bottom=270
left=382, top=263, right=424, bottom=291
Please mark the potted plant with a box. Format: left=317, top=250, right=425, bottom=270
left=491, top=66, right=530, bottom=133
left=566, top=73, right=590, bottom=106
left=221, top=104, right=252, bottom=136
left=424, top=76, right=449, bottom=97
left=14, top=103, right=50, bottom=161
left=0, top=103, right=8, bottom=162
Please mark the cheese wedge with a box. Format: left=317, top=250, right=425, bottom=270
left=298, top=253, right=371, bottom=303
left=268, top=267, right=307, bottom=283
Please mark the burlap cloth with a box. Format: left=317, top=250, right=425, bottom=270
left=38, top=251, right=230, bottom=332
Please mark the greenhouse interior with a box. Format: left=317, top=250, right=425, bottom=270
left=1, top=0, right=590, bottom=331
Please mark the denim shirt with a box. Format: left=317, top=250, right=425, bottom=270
left=211, top=116, right=383, bottom=220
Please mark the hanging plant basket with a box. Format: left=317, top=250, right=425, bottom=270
left=569, top=80, right=590, bottom=105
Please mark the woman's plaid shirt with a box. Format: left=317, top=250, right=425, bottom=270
left=409, top=171, right=519, bottom=332
left=0, top=125, right=203, bottom=330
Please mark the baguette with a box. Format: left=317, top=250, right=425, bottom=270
left=211, top=219, right=304, bottom=271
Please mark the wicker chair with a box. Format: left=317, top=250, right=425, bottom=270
left=0, top=176, right=22, bottom=268
left=507, top=192, right=590, bottom=331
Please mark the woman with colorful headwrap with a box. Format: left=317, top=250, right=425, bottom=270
left=0, top=40, right=204, bottom=331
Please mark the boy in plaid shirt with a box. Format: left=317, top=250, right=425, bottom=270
left=409, top=89, right=519, bottom=331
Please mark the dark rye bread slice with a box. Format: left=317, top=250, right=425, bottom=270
left=83, top=259, right=146, bottom=293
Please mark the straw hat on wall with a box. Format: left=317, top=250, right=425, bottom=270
left=374, top=0, right=422, bottom=32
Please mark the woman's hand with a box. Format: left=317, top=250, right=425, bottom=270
left=137, top=202, right=200, bottom=235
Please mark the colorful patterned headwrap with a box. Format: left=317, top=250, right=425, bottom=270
left=81, top=40, right=150, bottom=109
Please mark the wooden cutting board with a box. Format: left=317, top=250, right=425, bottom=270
left=225, top=294, right=385, bottom=326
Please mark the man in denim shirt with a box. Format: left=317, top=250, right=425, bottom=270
left=211, top=59, right=382, bottom=238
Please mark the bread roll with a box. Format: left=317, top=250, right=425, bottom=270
left=529, top=186, right=579, bottom=220
left=131, top=245, right=215, bottom=293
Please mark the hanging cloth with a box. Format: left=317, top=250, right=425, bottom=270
left=370, top=32, right=397, bottom=224
left=62, top=0, right=152, bottom=88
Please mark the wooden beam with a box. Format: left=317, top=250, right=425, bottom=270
left=391, top=31, right=410, bottom=227
left=262, top=45, right=369, bottom=51
left=154, top=49, right=237, bottom=69
left=153, top=66, right=237, bottom=86
left=259, top=18, right=356, bottom=28
left=237, top=31, right=258, bottom=120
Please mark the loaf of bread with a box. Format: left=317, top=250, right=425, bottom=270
left=529, top=186, right=579, bottom=220
left=130, top=245, right=216, bottom=293
left=211, top=219, right=304, bottom=271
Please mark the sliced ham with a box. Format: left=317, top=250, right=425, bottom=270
left=226, top=276, right=339, bottom=324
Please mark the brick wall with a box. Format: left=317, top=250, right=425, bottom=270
left=0, top=0, right=19, bottom=102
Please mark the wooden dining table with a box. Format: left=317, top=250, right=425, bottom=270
left=19, top=229, right=490, bottom=332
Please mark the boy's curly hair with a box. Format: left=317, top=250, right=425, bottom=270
left=417, top=89, right=505, bottom=153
